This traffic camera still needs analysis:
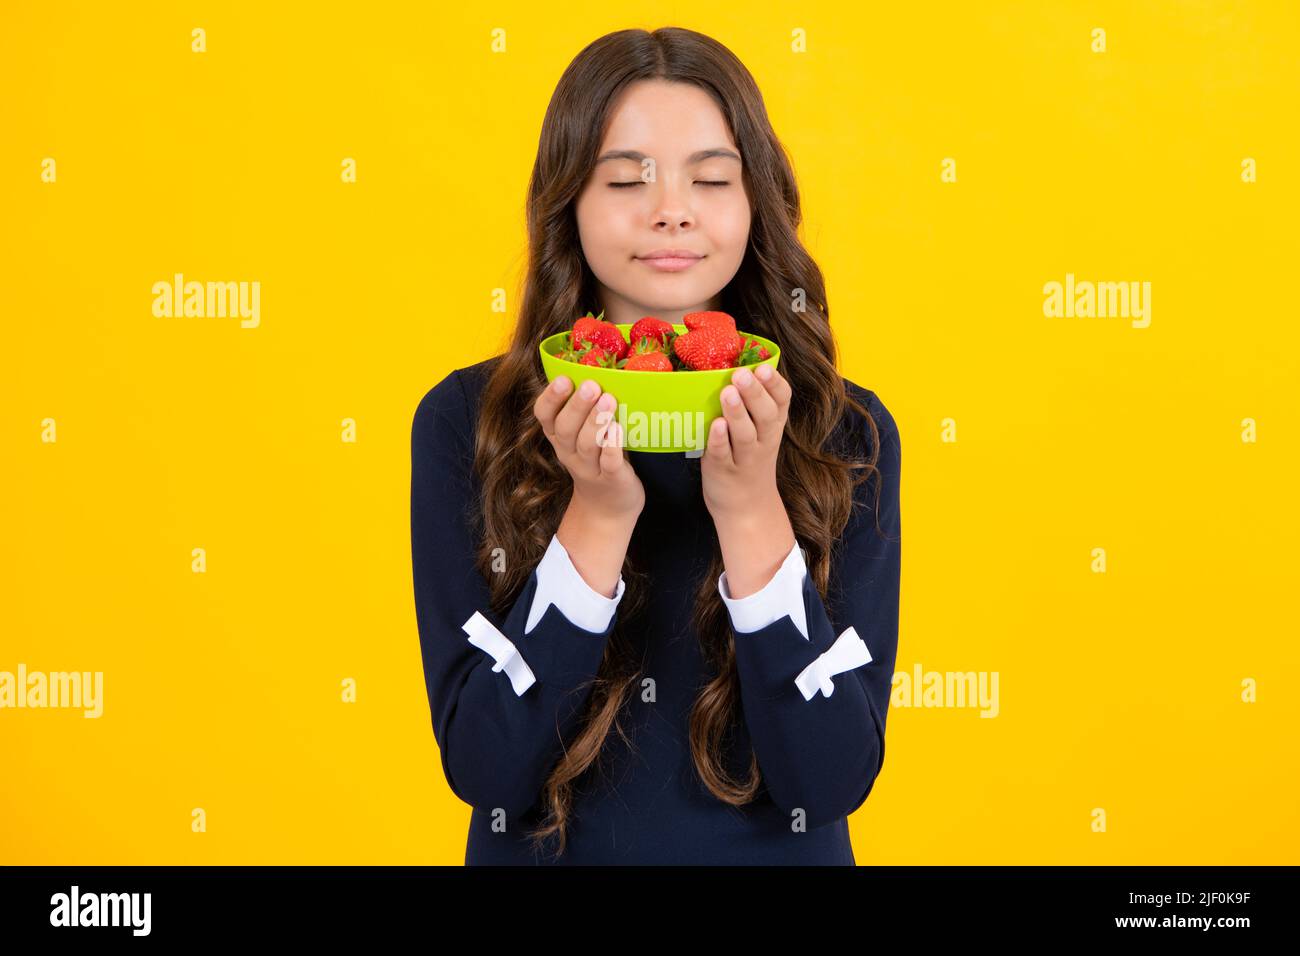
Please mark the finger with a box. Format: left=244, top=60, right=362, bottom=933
left=577, top=391, right=617, bottom=459
left=598, top=420, right=627, bottom=476
left=720, top=383, right=758, bottom=448
left=534, top=375, right=573, bottom=444
left=704, top=415, right=732, bottom=466
left=555, top=377, right=602, bottom=453
left=754, top=363, right=791, bottom=414
left=729, top=367, right=779, bottom=438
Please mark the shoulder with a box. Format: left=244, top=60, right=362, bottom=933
left=835, top=379, right=902, bottom=538
left=455, top=355, right=502, bottom=412
left=412, top=355, right=503, bottom=444
left=838, top=376, right=900, bottom=461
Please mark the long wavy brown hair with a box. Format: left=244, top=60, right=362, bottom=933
left=468, top=26, right=888, bottom=860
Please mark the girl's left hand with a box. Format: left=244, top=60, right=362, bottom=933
left=700, top=364, right=791, bottom=522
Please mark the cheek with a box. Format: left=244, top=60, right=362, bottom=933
left=588, top=195, right=642, bottom=241
left=577, top=198, right=627, bottom=269
left=710, top=202, right=751, bottom=262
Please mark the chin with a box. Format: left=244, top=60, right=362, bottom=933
left=631, top=292, right=703, bottom=312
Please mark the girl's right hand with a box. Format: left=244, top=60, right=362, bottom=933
left=534, top=375, right=645, bottom=523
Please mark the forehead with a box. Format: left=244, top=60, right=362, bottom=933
left=597, top=80, right=738, bottom=159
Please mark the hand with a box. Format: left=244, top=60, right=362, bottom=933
left=534, top=375, right=645, bottom=525
left=700, top=364, right=791, bottom=523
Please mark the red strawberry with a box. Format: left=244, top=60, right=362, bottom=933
left=622, top=351, right=674, bottom=372
left=737, top=336, right=771, bottom=365
left=570, top=314, right=604, bottom=350
left=629, top=316, right=675, bottom=351
left=571, top=311, right=629, bottom=360
left=556, top=332, right=593, bottom=364
left=577, top=344, right=620, bottom=368
left=673, top=326, right=742, bottom=370
left=628, top=329, right=675, bottom=362
left=683, top=310, right=736, bottom=333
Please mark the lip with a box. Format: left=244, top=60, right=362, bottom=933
left=639, top=248, right=703, bottom=260
left=636, top=249, right=704, bottom=273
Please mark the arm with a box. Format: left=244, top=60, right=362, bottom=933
left=720, top=393, right=901, bottom=830
left=410, top=369, right=626, bottom=822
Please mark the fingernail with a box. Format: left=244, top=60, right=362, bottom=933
left=733, top=368, right=753, bottom=386
left=580, top=379, right=598, bottom=398
left=552, top=376, right=571, bottom=393
left=756, top=364, right=772, bottom=381
left=724, top=386, right=740, bottom=406
left=598, top=392, right=615, bottom=410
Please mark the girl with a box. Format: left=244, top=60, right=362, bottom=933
left=411, top=26, right=901, bottom=865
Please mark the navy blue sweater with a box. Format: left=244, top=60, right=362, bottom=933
left=410, top=356, right=901, bottom=864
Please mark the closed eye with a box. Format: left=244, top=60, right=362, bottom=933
left=607, top=181, right=732, bottom=188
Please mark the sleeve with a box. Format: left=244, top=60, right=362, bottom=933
left=528, top=533, right=625, bottom=635
left=410, top=369, right=624, bottom=821
left=729, top=391, right=901, bottom=831
left=717, top=540, right=810, bottom=640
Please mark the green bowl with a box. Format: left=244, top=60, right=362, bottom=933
left=538, top=323, right=781, bottom=453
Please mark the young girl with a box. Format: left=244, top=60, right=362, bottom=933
left=411, top=26, right=901, bottom=865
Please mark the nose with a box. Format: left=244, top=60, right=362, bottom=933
left=650, top=176, right=695, bottom=230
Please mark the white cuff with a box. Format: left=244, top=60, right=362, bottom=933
left=525, top=533, right=626, bottom=635
left=717, top=539, right=809, bottom=641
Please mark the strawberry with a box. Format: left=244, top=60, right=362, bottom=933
left=571, top=310, right=629, bottom=360
left=577, top=344, right=620, bottom=368
left=737, top=336, right=771, bottom=365
left=673, top=326, right=742, bottom=370
left=556, top=332, right=592, bottom=364
left=570, top=314, right=604, bottom=350
left=622, top=351, right=674, bottom=372
left=682, top=310, right=736, bottom=333
left=629, top=316, right=675, bottom=351
left=627, top=329, right=675, bottom=363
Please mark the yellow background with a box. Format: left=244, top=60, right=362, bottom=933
left=2, top=1, right=1296, bottom=864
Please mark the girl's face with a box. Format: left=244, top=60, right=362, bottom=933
left=575, top=79, right=752, bottom=326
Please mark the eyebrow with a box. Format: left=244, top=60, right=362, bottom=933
left=595, top=148, right=741, bottom=166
